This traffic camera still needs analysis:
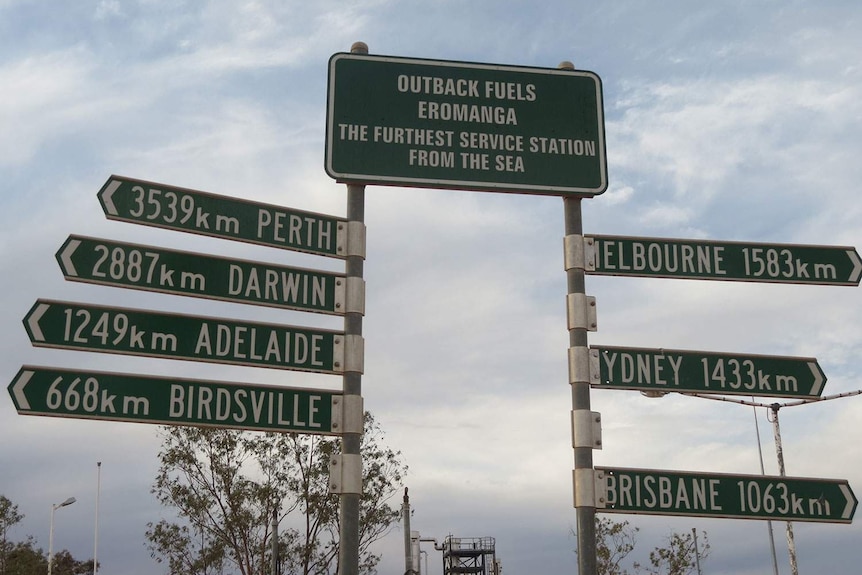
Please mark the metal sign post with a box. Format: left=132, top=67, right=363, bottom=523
left=333, top=41, right=370, bottom=575
left=566, top=191, right=598, bottom=575
left=560, top=60, right=601, bottom=575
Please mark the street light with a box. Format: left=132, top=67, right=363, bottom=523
left=49, top=496, right=76, bottom=575
left=94, top=462, right=101, bottom=575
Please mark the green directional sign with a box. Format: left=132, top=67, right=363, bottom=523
left=326, top=53, right=607, bottom=196
left=8, top=366, right=341, bottom=435
left=98, top=175, right=351, bottom=259
left=596, top=467, right=857, bottom=524
left=584, top=235, right=862, bottom=286
left=590, top=345, right=825, bottom=399
left=23, top=299, right=357, bottom=375
left=56, top=235, right=352, bottom=315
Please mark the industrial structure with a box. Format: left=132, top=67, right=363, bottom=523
left=443, top=536, right=499, bottom=575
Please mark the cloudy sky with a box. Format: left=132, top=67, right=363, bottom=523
left=3, top=1, right=862, bottom=574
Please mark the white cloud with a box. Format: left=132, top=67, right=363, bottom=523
left=610, top=73, right=861, bottom=205
left=0, top=49, right=98, bottom=166
left=94, top=0, right=122, bottom=20
left=600, top=183, right=634, bottom=206
left=4, top=3, right=862, bottom=575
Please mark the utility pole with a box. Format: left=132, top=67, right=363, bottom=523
left=770, top=404, right=799, bottom=575
left=683, top=389, right=862, bottom=575
left=692, top=528, right=703, bottom=575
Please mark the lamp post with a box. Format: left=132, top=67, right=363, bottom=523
left=49, top=496, right=76, bottom=575
left=94, top=462, right=101, bottom=575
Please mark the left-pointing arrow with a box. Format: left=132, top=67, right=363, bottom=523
left=57, top=237, right=80, bottom=277
left=99, top=179, right=121, bottom=216
left=9, top=369, right=33, bottom=410
left=24, top=302, right=49, bottom=342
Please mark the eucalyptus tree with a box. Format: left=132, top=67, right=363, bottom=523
left=146, top=413, right=405, bottom=575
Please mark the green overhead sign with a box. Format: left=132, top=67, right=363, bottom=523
left=590, top=345, right=825, bottom=399
left=584, top=235, right=862, bottom=286
left=23, top=299, right=357, bottom=375
left=98, top=175, right=350, bottom=258
left=56, top=235, right=352, bottom=315
left=326, top=53, right=607, bottom=196
left=597, top=467, right=857, bottom=524
left=8, top=366, right=341, bottom=435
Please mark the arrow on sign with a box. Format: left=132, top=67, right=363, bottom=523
left=849, top=249, right=862, bottom=283
left=25, top=302, right=49, bottom=342
left=841, top=484, right=857, bottom=519
left=57, top=238, right=80, bottom=277
left=9, top=369, right=32, bottom=409
left=99, top=179, right=121, bottom=215
left=807, top=362, right=827, bottom=396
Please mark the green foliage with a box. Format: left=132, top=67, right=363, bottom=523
left=575, top=518, right=709, bottom=575
left=3, top=538, right=45, bottom=575
left=596, top=517, right=638, bottom=575
left=146, top=412, right=406, bottom=575
left=0, top=495, right=93, bottom=575
left=0, top=496, right=23, bottom=533
left=634, top=530, right=709, bottom=575
left=48, top=549, right=95, bottom=575
left=0, top=531, right=93, bottom=575
left=1, top=495, right=24, bottom=575
left=146, top=426, right=284, bottom=575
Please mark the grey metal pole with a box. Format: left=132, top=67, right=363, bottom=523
left=403, top=489, right=412, bottom=575
left=771, top=404, right=799, bottom=575
left=271, top=505, right=278, bottom=575
left=338, top=179, right=364, bottom=575
left=566, top=191, right=596, bottom=575
left=556, top=56, right=597, bottom=570
left=338, top=41, right=367, bottom=574
left=93, top=462, right=101, bottom=575
left=691, top=528, right=703, bottom=575
left=48, top=505, right=56, bottom=575
left=752, top=403, right=781, bottom=575
left=48, top=497, right=75, bottom=575
left=338, top=177, right=365, bottom=575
